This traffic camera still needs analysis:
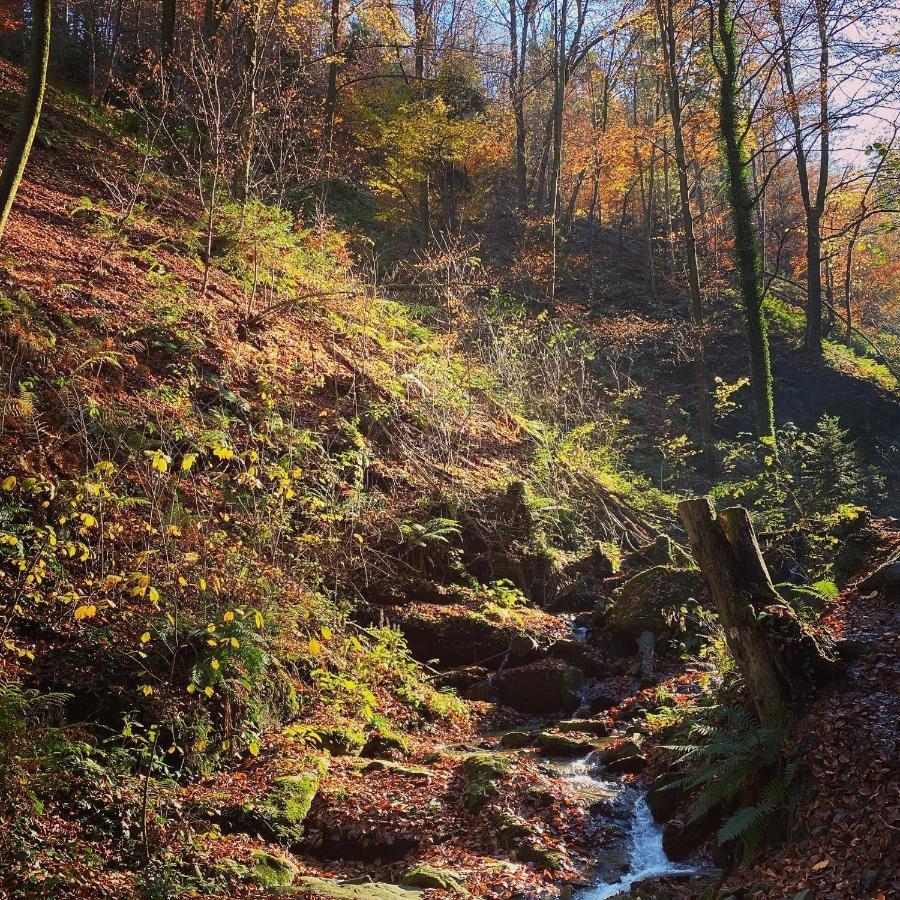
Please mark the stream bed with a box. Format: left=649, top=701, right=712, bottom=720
left=558, top=753, right=693, bottom=899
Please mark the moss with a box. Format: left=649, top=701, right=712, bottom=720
left=462, top=753, right=509, bottom=813
left=317, top=724, right=366, bottom=756
left=400, top=864, right=465, bottom=892
left=250, top=851, right=299, bottom=887
left=232, top=770, right=320, bottom=843
left=490, top=811, right=566, bottom=871
left=294, top=877, right=424, bottom=898
left=599, top=565, right=706, bottom=643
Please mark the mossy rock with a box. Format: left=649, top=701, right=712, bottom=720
left=490, top=812, right=566, bottom=871
left=598, top=565, right=706, bottom=651
left=547, top=638, right=605, bottom=676
left=225, top=770, right=320, bottom=843
left=535, top=731, right=595, bottom=757
left=251, top=851, right=299, bottom=887
left=361, top=728, right=408, bottom=759
left=400, top=864, right=466, bottom=892
left=462, top=753, right=510, bottom=813
left=498, top=729, right=536, bottom=749
left=318, top=724, right=366, bottom=756
left=556, top=718, right=609, bottom=737
left=492, top=658, right=584, bottom=714
left=362, top=759, right=433, bottom=777
left=289, top=877, right=424, bottom=898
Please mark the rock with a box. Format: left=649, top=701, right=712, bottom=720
left=598, top=739, right=641, bottom=765
left=834, top=637, right=867, bottom=660
left=597, top=565, right=707, bottom=654
left=251, top=851, right=299, bottom=888
left=860, top=554, right=900, bottom=593
left=493, top=658, right=584, bottom=714
left=536, top=731, right=596, bottom=756
left=222, top=769, right=321, bottom=844
left=832, top=525, right=883, bottom=586
left=662, top=809, right=720, bottom=861
left=461, top=680, right=494, bottom=702
left=620, top=535, right=692, bottom=574
left=361, top=759, right=433, bottom=777
left=288, top=877, right=424, bottom=898
left=547, top=638, right=606, bottom=677
left=391, top=605, right=543, bottom=669
left=586, top=690, right=620, bottom=713
left=498, top=730, right=536, bottom=749
left=460, top=479, right=565, bottom=604
left=400, top=864, right=465, bottom=892
left=551, top=543, right=617, bottom=611
left=317, top=725, right=365, bottom=757
left=556, top=718, right=609, bottom=737
left=591, top=846, right=630, bottom=877
left=605, top=754, right=646, bottom=774
left=646, top=772, right=686, bottom=823
left=491, top=811, right=567, bottom=871
left=361, top=729, right=408, bottom=760
left=434, top=665, right=491, bottom=692
left=637, top=630, right=656, bottom=680
left=462, top=753, right=510, bottom=813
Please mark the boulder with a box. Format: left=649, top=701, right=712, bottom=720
left=222, top=769, right=321, bottom=844
left=462, top=753, right=510, bottom=813
left=662, top=808, right=721, bottom=861
left=400, top=864, right=465, bottom=892
left=317, top=725, right=365, bottom=757
left=498, top=730, right=536, bottom=749
left=361, top=729, right=408, bottom=760
left=290, top=877, right=424, bottom=899
left=251, top=851, right=299, bottom=888
left=646, top=772, right=686, bottom=823
left=620, top=535, right=692, bottom=574
left=535, top=731, right=595, bottom=757
left=597, top=565, right=707, bottom=654
left=556, top=719, right=609, bottom=737
left=491, top=811, right=567, bottom=871
left=361, top=759, right=432, bottom=777
left=434, top=665, right=491, bottom=693
left=492, top=658, right=584, bottom=714
left=547, top=638, right=606, bottom=677
left=551, top=543, right=617, bottom=611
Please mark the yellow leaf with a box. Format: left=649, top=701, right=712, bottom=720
left=148, top=587, right=160, bottom=604
left=230, top=637, right=240, bottom=648
left=181, top=453, right=198, bottom=472
left=321, top=626, right=333, bottom=640
left=187, top=683, right=196, bottom=694
left=204, top=686, right=214, bottom=697
left=210, top=658, right=220, bottom=670
left=140, top=632, right=151, bottom=643
left=308, top=638, right=323, bottom=656
left=812, top=860, right=830, bottom=871
left=223, top=610, right=235, bottom=622
left=248, top=742, right=260, bottom=757
left=80, top=513, right=97, bottom=528
left=74, top=604, right=97, bottom=620
left=140, top=685, right=153, bottom=696
left=2, top=476, right=17, bottom=491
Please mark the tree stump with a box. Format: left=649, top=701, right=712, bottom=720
left=678, top=498, right=838, bottom=721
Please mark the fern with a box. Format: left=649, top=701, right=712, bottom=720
left=663, top=703, right=798, bottom=865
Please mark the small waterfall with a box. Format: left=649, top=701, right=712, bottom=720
left=578, top=793, right=692, bottom=899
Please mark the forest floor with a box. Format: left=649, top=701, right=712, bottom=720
left=0, top=60, right=898, bottom=900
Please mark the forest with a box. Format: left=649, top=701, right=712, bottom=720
left=0, top=0, right=897, bottom=897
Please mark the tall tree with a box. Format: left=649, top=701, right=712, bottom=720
left=768, top=0, right=830, bottom=357
left=0, top=0, right=52, bottom=243
left=654, top=0, right=715, bottom=467
left=710, top=0, right=776, bottom=442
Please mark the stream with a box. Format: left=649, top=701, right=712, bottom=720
left=559, top=617, right=696, bottom=898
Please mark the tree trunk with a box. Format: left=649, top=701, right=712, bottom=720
left=0, top=0, right=51, bottom=244
left=678, top=498, right=838, bottom=722
left=713, top=0, right=775, bottom=443
left=322, top=0, right=341, bottom=168
left=232, top=0, right=260, bottom=204
left=160, top=0, right=177, bottom=62
left=655, top=0, right=715, bottom=468
left=413, top=0, right=431, bottom=247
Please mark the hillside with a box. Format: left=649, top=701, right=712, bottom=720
left=1, top=44, right=899, bottom=900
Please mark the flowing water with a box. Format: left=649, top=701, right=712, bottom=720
left=558, top=754, right=694, bottom=899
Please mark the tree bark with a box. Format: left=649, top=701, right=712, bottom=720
left=0, top=0, right=51, bottom=244
left=160, top=0, right=177, bottom=62
left=655, top=0, right=715, bottom=468
left=679, top=498, right=838, bottom=722
left=232, top=0, right=261, bottom=204
left=712, top=0, right=776, bottom=443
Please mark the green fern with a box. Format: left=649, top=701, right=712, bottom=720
left=664, top=704, right=797, bottom=865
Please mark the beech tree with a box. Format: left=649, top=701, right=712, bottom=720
left=0, top=0, right=52, bottom=243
